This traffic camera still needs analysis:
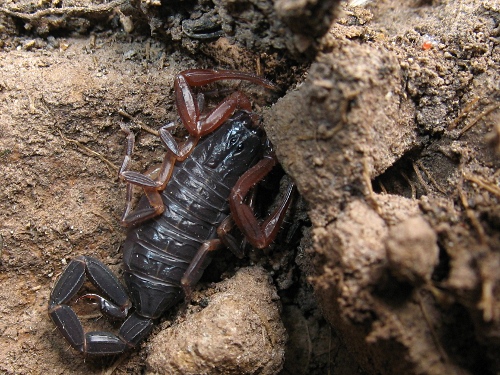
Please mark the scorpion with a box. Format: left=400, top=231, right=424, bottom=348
left=48, top=69, right=295, bottom=356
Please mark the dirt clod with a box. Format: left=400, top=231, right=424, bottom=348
left=386, top=216, right=439, bottom=285
left=146, top=267, right=286, bottom=375
left=1, top=0, right=500, bottom=374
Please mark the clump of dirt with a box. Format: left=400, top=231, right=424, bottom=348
left=146, top=266, right=286, bottom=375
left=0, top=0, right=341, bottom=60
left=213, top=0, right=341, bottom=59
left=0, top=0, right=499, bottom=374
left=265, top=0, right=500, bottom=374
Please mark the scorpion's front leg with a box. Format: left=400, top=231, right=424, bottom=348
left=48, top=256, right=153, bottom=355
left=168, top=69, right=277, bottom=160
left=119, top=70, right=275, bottom=226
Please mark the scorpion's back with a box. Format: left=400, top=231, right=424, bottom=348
left=121, top=111, right=263, bottom=319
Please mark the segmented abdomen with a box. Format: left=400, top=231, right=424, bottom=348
left=121, top=157, right=233, bottom=318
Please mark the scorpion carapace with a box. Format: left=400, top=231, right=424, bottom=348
left=48, top=69, right=295, bottom=356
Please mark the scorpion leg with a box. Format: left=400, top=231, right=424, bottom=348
left=217, top=216, right=245, bottom=259
left=180, top=201, right=264, bottom=303
left=179, top=189, right=273, bottom=305
left=217, top=186, right=260, bottom=257
left=121, top=187, right=166, bottom=226
left=230, top=156, right=296, bottom=249
left=213, top=182, right=265, bottom=257
left=180, top=239, right=223, bottom=303
left=48, top=256, right=138, bottom=355
left=119, top=124, right=176, bottom=226
left=120, top=70, right=276, bottom=226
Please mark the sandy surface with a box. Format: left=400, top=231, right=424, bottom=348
left=0, top=0, right=499, bottom=374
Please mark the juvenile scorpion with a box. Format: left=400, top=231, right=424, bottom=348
left=48, top=69, right=295, bottom=356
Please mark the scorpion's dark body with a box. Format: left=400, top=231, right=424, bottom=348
left=49, top=69, right=294, bottom=357
left=48, top=109, right=270, bottom=356
left=122, top=111, right=262, bottom=319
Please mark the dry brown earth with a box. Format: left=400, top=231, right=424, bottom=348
left=0, top=0, right=499, bottom=374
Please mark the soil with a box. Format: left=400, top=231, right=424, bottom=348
left=146, top=266, right=287, bottom=375
left=0, top=0, right=499, bottom=374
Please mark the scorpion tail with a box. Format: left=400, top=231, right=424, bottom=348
left=49, top=307, right=153, bottom=355
left=48, top=256, right=153, bottom=355
left=84, top=312, right=153, bottom=355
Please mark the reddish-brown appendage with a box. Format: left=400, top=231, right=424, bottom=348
left=229, top=155, right=296, bottom=249
left=120, top=69, right=277, bottom=227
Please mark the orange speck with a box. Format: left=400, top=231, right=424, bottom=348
left=422, top=41, right=433, bottom=50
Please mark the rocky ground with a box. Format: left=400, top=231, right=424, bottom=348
left=0, top=0, right=499, bottom=374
